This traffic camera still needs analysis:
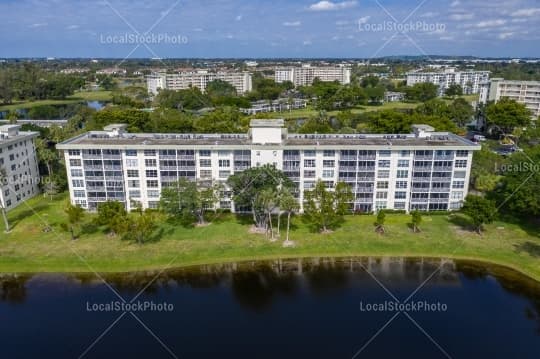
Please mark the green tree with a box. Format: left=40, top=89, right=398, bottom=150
left=411, top=210, right=422, bottom=233
left=462, top=195, right=497, bottom=234
left=405, top=83, right=438, bottom=102
left=486, top=98, right=531, bottom=135
left=227, top=165, right=292, bottom=229
left=303, top=180, right=353, bottom=232
left=449, top=97, right=474, bottom=128
left=96, top=201, right=127, bottom=236
left=64, top=202, right=85, bottom=240
left=445, top=84, right=463, bottom=98
left=279, top=190, right=299, bottom=245
left=125, top=207, right=157, bottom=245
left=374, top=210, right=386, bottom=234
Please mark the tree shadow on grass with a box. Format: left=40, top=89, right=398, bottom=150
left=448, top=214, right=476, bottom=233
left=7, top=202, right=50, bottom=230
left=498, top=213, right=540, bottom=239
left=515, top=242, right=540, bottom=258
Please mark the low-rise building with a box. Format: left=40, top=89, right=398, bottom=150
left=275, top=65, right=351, bottom=86
left=487, top=78, right=540, bottom=118
left=384, top=92, right=405, bottom=102
left=57, top=121, right=479, bottom=214
left=240, top=99, right=308, bottom=115
left=406, top=68, right=490, bottom=96
left=147, top=71, right=253, bottom=95
left=0, top=125, right=40, bottom=212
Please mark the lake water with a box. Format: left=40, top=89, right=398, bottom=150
left=1, top=257, right=539, bottom=358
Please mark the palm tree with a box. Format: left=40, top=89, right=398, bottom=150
left=259, top=188, right=278, bottom=240
left=0, top=166, right=10, bottom=233
left=280, top=191, right=299, bottom=246
left=64, top=202, right=84, bottom=240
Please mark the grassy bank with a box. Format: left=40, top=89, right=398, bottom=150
left=1, top=195, right=539, bottom=281
left=0, top=91, right=112, bottom=111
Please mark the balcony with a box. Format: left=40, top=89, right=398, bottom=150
left=159, top=155, right=177, bottom=160
left=413, top=166, right=432, bottom=172
left=283, top=156, right=300, bottom=161
left=357, top=166, right=375, bottom=171
left=103, top=165, right=122, bottom=171
left=433, top=166, right=453, bottom=171
left=414, top=155, right=433, bottom=160
left=434, top=155, right=454, bottom=161
left=340, top=155, right=357, bottom=161
left=338, top=166, right=357, bottom=171
left=358, top=155, right=377, bottom=160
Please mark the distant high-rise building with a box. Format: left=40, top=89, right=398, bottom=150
left=275, top=65, right=351, bottom=86
left=487, top=78, right=540, bottom=118
left=0, top=125, right=40, bottom=212
left=406, top=68, right=490, bottom=96
left=146, top=71, right=253, bottom=95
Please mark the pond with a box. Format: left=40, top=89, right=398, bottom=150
left=1, top=257, right=539, bottom=358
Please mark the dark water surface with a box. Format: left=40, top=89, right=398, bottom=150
left=1, top=257, right=539, bottom=358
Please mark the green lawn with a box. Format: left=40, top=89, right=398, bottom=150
left=1, top=194, right=539, bottom=280
left=0, top=91, right=112, bottom=111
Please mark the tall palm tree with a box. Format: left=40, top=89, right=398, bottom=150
left=0, top=166, right=10, bottom=233
left=280, top=191, right=299, bottom=246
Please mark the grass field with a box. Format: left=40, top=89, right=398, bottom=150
left=0, top=91, right=112, bottom=111
left=1, top=194, right=539, bottom=281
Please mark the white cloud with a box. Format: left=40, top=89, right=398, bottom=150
left=357, top=16, right=371, bottom=25
left=303, top=40, right=312, bottom=45
left=30, top=23, right=47, bottom=28
left=235, top=15, right=243, bottom=21
left=510, top=8, right=540, bottom=17
left=420, top=12, right=439, bottom=18
left=335, top=20, right=349, bottom=26
left=283, top=21, right=301, bottom=27
left=331, top=35, right=340, bottom=40
left=449, top=13, right=474, bottom=21
left=476, top=19, right=507, bottom=28
left=192, top=28, right=204, bottom=32
left=66, top=24, right=79, bottom=30
left=440, top=36, right=454, bottom=41
left=498, top=32, right=514, bottom=39
left=308, top=1, right=357, bottom=12
left=450, top=1, right=460, bottom=7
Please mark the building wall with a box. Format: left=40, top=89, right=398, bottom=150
left=0, top=132, right=40, bottom=212
left=275, top=66, right=352, bottom=86
left=146, top=72, right=253, bottom=95
left=488, top=79, right=540, bottom=118
left=406, top=70, right=490, bottom=95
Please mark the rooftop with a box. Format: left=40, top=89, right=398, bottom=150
left=57, top=121, right=479, bottom=150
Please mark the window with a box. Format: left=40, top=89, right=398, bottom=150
left=455, top=160, right=467, bottom=168
left=200, top=159, right=211, bottom=167
left=68, top=150, right=80, bottom=156
left=450, top=202, right=462, bottom=209
left=452, top=181, right=465, bottom=189
left=378, top=160, right=390, bottom=168
left=148, top=201, right=160, bottom=209
left=74, top=190, right=85, bottom=198
left=304, top=181, right=315, bottom=189
left=71, top=169, right=83, bottom=177
left=394, top=202, right=406, bottom=210
left=400, top=150, right=410, bottom=157
left=323, top=150, right=335, bottom=157
left=199, top=150, right=211, bottom=157
left=454, top=171, right=466, bottom=178
left=375, top=201, right=387, bottom=210
left=395, top=191, right=406, bottom=199
left=322, top=170, right=334, bottom=178
left=396, top=181, right=408, bottom=189
left=398, top=160, right=409, bottom=167
left=145, top=170, right=158, bottom=178
left=69, top=159, right=82, bottom=168
left=219, top=170, right=231, bottom=178
left=218, top=150, right=230, bottom=157
left=200, top=170, right=212, bottom=178
left=125, top=150, right=137, bottom=156
left=143, top=150, right=156, bottom=156
left=127, top=170, right=139, bottom=178
left=146, top=180, right=159, bottom=188
left=304, top=170, right=316, bottom=178
left=304, top=150, right=316, bottom=157
left=377, top=181, right=388, bottom=189
left=451, top=191, right=463, bottom=200
left=324, top=181, right=334, bottom=189
left=397, top=170, right=409, bottom=179
left=72, top=179, right=84, bottom=188
left=145, top=159, right=157, bottom=167
left=304, top=159, right=316, bottom=168
left=147, top=190, right=160, bottom=198
left=379, top=150, right=391, bottom=157
left=126, top=159, right=138, bottom=167
left=219, top=159, right=230, bottom=167
left=377, top=170, right=390, bottom=178
left=323, top=160, right=335, bottom=167
left=456, top=150, right=468, bottom=157
left=129, top=190, right=141, bottom=198
left=128, top=180, right=140, bottom=188
left=376, top=191, right=388, bottom=199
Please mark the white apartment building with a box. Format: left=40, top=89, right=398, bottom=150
left=406, top=68, right=490, bottom=96
left=487, top=78, right=540, bottom=118
left=275, top=65, right=351, bottom=86
left=147, top=71, right=253, bottom=95
left=57, top=121, right=479, bottom=214
left=0, top=125, right=40, bottom=212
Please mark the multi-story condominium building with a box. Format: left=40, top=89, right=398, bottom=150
left=487, top=78, right=540, bottom=118
left=240, top=98, right=308, bottom=115
left=384, top=91, right=405, bottom=102
left=57, top=121, right=479, bottom=214
left=0, top=125, right=40, bottom=212
left=406, top=68, right=490, bottom=96
left=275, top=65, right=351, bottom=86
left=147, top=71, right=253, bottom=95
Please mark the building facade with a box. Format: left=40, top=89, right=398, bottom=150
left=57, top=122, right=479, bottom=213
left=275, top=65, right=351, bottom=86
left=487, top=78, right=540, bottom=118
left=240, top=99, right=308, bottom=115
left=147, top=71, right=253, bottom=95
left=0, top=125, right=40, bottom=212
left=406, top=68, right=490, bottom=96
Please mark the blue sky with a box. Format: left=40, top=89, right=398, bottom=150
left=0, top=0, right=539, bottom=58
